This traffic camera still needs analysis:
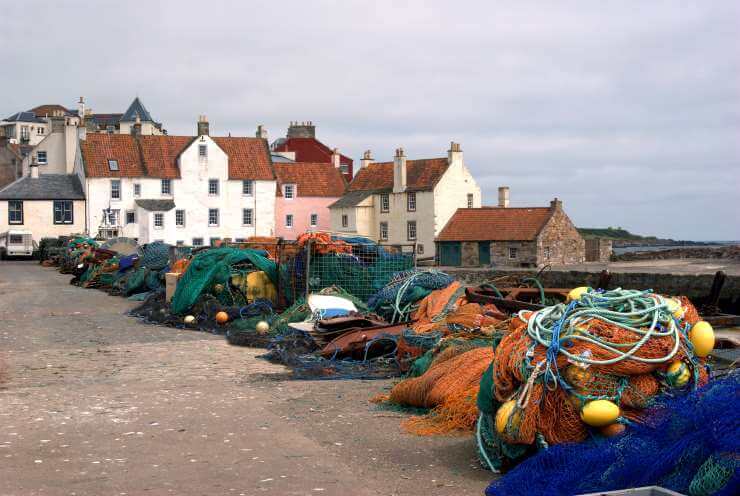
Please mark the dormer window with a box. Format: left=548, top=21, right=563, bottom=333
left=283, top=184, right=296, bottom=199
left=108, top=159, right=119, bottom=171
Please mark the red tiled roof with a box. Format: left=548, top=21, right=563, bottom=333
left=436, top=207, right=554, bottom=241
left=29, top=104, right=70, bottom=117
left=274, top=162, right=347, bottom=197
left=348, top=158, right=449, bottom=192
left=273, top=137, right=353, bottom=166
left=80, top=134, right=273, bottom=180
left=212, top=137, right=274, bottom=180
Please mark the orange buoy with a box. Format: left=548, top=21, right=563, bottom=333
left=215, top=311, right=229, bottom=325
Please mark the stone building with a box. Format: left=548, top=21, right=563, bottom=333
left=585, top=238, right=613, bottom=262
left=329, top=143, right=481, bottom=258
left=436, top=189, right=585, bottom=267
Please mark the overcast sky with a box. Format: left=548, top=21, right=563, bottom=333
left=2, top=1, right=738, bottom=240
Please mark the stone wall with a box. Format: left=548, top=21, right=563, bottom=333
left=0, top=146, right=20, bottom=189
left=537, top=205, right=585, bottom=265
left=490, top=240, right=538, bottom=267
left=585, top=238, right=613, bottom=262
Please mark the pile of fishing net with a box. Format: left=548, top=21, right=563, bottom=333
left=476, top=288, right=713, bottom=473
left=486, top=369, right=739, bottom=496
left=368, top=270, right=455, bottom=322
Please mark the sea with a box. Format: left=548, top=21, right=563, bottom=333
left=612, top=242, right=739, bottom=255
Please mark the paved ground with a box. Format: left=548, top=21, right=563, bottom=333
left=0, top=262, right=492, bottom=496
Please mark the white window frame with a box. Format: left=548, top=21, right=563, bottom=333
left=509, top=247, right=518, bottom=260
left=341, top=214, right=348, bottom=228
left=111, top=179, right=121, bottom=200
left=380, top=193, right=390, bottom=212
left=106, top=209, right=120, bottom=226
left=467, top=193, right=474, bottom=209
left=175, top=209, right=185, bottom=227
left=283, top=184, right=296, bottom=200
left=161, top=179, right=172, bottom=196
left=242, top=180, right=254, bottom=196
left=125, top=210, right=136, bottom=225
left=8, top=200, right=23, bottom=224
left=208, top=208, right=219, bottom=227
left=242, top=208, right=253, bottom=227
left=208, top=178, right=219, bottom=196
left=53, top=200, right=73, bottom=225
left=379, top=222, right=388, bottom=241
left=407, top=192, right=416, bottom=212
left=153, top=212, right=164, bottom=229
left=309, top=213, right=318, bottom=228
left=417, top=244, right=424, bottom=254
left=285, top=214, right=294, bottom=228
left=407, top=220, right=417, bottom=241
left=36, top=150, right=47, bottom=165
left=199, top=144, right=207, bottom=158
left=133, top=183, right=141, bottom=197
left=37, top=127, right=45, bottom=135
left=544, top=246, right=551, bottom=260
left=192, top=237, right=204, bottom=247
left=108, top=159, right=119, bottom=171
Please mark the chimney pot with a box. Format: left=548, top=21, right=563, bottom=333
left=550, top=197, right=562, bottom=210
left=498, top=186, right=510, bottom=208
left=331, top=148, right=341, bottom=168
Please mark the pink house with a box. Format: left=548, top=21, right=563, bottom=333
left=274, top=162, right=347, bottom=239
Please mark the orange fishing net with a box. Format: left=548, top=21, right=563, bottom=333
left=296, top=232, right=352, bottom=254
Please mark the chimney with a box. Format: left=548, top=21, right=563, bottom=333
left=361, top=150, right=373, bottom=169
left=393, top=147, right=407, bottom=193
left=30, top=158, right=39, bottom=179
left=331, top=148, right=341, bottom=168
left=132, top=116, right=142, bottom=136
left=255, top=124, right=268, bottom=140
left=197, top=115, right=209, bottom=136
left=447, top=141, right=463, bottom=164
left=550, top=197, right=563, bottom=211
left=498, top=186, right=510, bottom=208
left=78, top=97, right=86, bottom=123
left=287, top=121, right=315, bottom=138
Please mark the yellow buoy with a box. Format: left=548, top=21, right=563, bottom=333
left=666, top=360, right=690, bottom=387
left=665, top=297, right=685, bottom=320
left=183, top=315, right=196, bottom=325
left=567, top=287, right=590, bottom=302
left=689, top=321, right=715, bottom=358
left=495, top=400, right=521, bottom=434
left=255, top=320, right=270, bottom=334
left=580, top=400, right=620, bottom=427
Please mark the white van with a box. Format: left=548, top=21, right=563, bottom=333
left=0, top=230, right=36, bottom=259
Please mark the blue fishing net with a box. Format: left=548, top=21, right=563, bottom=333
left=485, top=370, right=740, bottom=496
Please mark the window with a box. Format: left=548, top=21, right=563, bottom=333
left=106, top=125, right=115, bottom=134
left=341, top=214, right=348, bottom=228
left=199, top=144, right=207, bottom=158
left=285, top=214, right=294, bottom=228
left=106, top=209, right=120, bottom=226
left=9, top=234, right=23, bottom=244
left=161, top=179, right=172, bottom=195
left=108, top=159, right=119, bottom=171
left=20, top=126, right=29, bottom=141
left=544, top=246, right=551, bottom=259
left=208, top=208, right=219, bottom=226
left=310, top=213, right=318, bottom=228
left=379, top=222, right=388, bottom=241
left=8, top=200, right=23, bottom=224
left=175, top=209, right=185, bottom=227
left=467, top=193, right=474, bottom=209
left=111, top=179, right=121, bottom=200
left=509, top=247, right=518, bottom=260
left=153, top=213, right=164, bottom=229
left=340, top=164, right=349, bottom=175
left=133, top=183, right=141, bottom=197
left=126, top=210, right=136, bottom=224
left=242, top=180, right=254, bottom=196
left=52, top=201, right=73, bottom=224
left=208, top=179, right=219, bottom=196
left=380, top=193, right=390, bottom=212
left=242, top=208, right=253, bottom=226
left=417, top=244, right=424, bottom=254
left=192, top=237, right=204, bottom=247
left=407, top=192, right=416, bottom=212
left=37, top=127, right=44, bottom=135
left=37, top=151, right=47, bottom=165
left=283, top=184, right=295, bottom=199
left=407, top=220, right=417, bottom=241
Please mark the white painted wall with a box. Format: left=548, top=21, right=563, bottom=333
left=432, top=151, right=482, bottom=236
left=0, top=199, right=86, bottom=243
left=85, top=135, right=276, bottom=244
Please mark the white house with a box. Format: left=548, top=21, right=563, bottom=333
left=78, top=116, right=276, bottom=246
left=329, top=143, right=481, bottom=258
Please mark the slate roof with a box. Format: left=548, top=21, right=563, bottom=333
left=274, top=162, right=346, bottom=197
left=328, top=190, right=373, bottom=209
left=348, top=158, right=449, bottom=193
left=0, top=174, right=85, bottom=200
left=80, top=134, right=274, bottom=180
left=121, top=97, right=154, bottom=122
left=87, top=113, right=124, bottom=127
left=436, top=207, right=554, bottom=242
left=135, top=199, right=176, bottom=211
left=3, top=111, right=46, bottom=123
